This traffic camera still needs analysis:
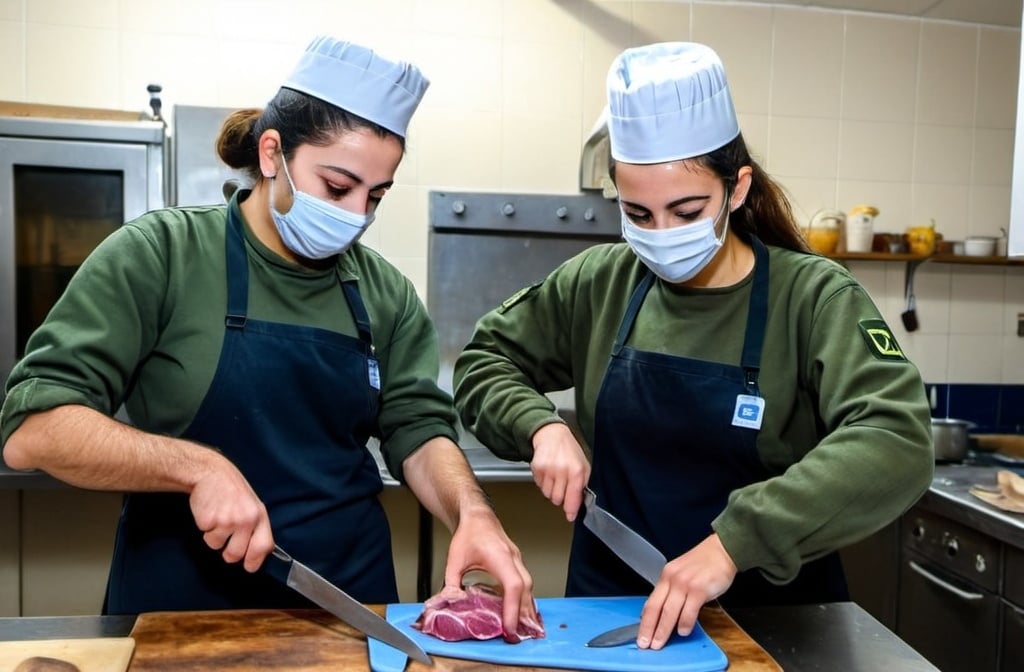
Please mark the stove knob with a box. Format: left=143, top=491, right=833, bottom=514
left=502, top=202, right=516, bottom=217
left=944, top=536, right=959, bottom=558
left=912, top=523, right=925, bottom=540
left=975, top=554, right=987, bottom=573
left=556, top=206, right=568, bottom=219
left=451, top=200, right=467, bottom=215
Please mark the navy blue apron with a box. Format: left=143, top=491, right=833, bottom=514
left=567, top=237, right=848, bottom=607
left=104, top=200, right=397, bottom=614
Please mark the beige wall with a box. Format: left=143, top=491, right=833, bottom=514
left=2, top=0, right=1023, bottom=613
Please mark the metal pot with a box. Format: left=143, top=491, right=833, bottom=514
left=930, top=418, right=972, bottom=462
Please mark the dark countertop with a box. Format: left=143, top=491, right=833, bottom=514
left=0, top=602, right=938, bottom=671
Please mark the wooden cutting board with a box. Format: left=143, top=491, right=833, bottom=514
left=128, top=606, right=779, bottom=671
left=973, top=434, right=1024, bottom=460
left=0, top=637, right=135, bottom=672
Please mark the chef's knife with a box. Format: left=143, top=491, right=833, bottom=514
left=581, top=487, right=667, bottom=648
left=269, top=545, right=432, bottom=665
left=581, top=487, right=666, bottom=586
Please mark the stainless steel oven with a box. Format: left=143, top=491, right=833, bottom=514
left=0, top=104, right=166, bottom=390
left=427, top=190, right=622, bottom=453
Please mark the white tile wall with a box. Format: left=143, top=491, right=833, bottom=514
left=0, top=4, right=1021, bottom=382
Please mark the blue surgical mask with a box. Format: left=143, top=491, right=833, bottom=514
left=269, top=154, right=375, bottom=260
left=621, top=194, right=730, bottom=283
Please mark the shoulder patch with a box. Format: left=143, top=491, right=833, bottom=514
left=858, top=319, right=907, bottom=361
left=497, top=281, right=543, bottom=314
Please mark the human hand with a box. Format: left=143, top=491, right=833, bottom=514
left=530, top=422, right=590, bottom=522
left=188, top=452, right=275, bottom=573
left=443, top=506, right=538, bottom=638
left=637, top=533, right=737, bottom=650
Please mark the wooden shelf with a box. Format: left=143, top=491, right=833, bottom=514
left=829, top=252, right=1024, bottom=266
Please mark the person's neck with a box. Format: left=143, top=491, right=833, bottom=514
left=683, top=233, right=755, bottom=288
left=240, top=181, right=309, bottom=266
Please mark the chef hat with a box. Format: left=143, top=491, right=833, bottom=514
left=607, top=42, right=739, bottom=164
left=282, top=35, right=429, bottom=138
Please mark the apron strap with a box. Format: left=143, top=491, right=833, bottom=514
left=340, top=278, right=375, bottom=352
left=611, top=270, right=656, bottom=355
left=225, top=201, right=249, bottom=329
left=740, top=236, right=770, bottom=395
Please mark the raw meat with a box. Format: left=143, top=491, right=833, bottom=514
left=413, top=583, right=546, bottom=643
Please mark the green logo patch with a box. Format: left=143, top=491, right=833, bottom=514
left=858, top=319, right=906, bottom=361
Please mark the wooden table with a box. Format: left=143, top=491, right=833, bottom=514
left=125, top=605, right=779, bottom=671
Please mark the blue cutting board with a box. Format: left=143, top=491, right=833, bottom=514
left=367, top=596, right=728, bottom=672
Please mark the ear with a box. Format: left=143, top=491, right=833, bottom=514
left=257, top=129, right=282, bottom=178
left=730, top=165, right=754, bottom=211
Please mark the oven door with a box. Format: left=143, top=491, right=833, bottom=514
left=0, top=136, right=155, bottom=387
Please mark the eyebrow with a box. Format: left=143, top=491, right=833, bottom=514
left=620, top=194, right=710, bottom=212
left=317, top=164, right=394, bottom=191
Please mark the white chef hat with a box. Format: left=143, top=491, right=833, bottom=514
left=282, top=35, right=429, bottom=138
left=607, top=42, right=740, bottom=164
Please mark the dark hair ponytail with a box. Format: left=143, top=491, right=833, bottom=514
left=697, top=134, right=810, bottom=252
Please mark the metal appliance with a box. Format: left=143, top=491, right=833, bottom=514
left=0, top=102, right=167, bottom=390
left=427, top=189, right=622, bottom=454
left=171, top=104, right=248, bottom=207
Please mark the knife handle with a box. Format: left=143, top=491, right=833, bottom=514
left=271, top=545, right=292, bottom=563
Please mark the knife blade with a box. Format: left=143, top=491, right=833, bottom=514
left=582, top=486, right=667, bottom=586
left=586, top=620, right=640, bottom=648
left=269, top=545, right=432, bottom=666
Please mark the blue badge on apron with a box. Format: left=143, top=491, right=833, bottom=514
left=732, top=394, right=765, bottom=429
left=368, top=358, right=381, bottom=390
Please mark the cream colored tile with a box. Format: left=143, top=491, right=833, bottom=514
left=119, top=33, right=220, bottom=112
left=1000, top=335, right=1024, bottom=384
left=836, top=180, right=912, bottom=236
left=0, top=21, right=23, bottom=100
left=209, top=1, right=338, bottom=45
left=898, top=333, right=948, bottom=382
left=843, top=260, right=887, bottom=304
left=503, top=0, right=584, bottom=45
left=946, top=334, right=1004, bottom=383
left=841, top=14, right=919, bottom=123
left=949, top=267, right=1005, bottom=334
left=838, top=121, right=913, bottom=182
left=388, top=255, right=428, bottom=302
left=0, top=0, right=21, bottom=21
left=972, top=128, right=1014, bottom=187
left=413, top=0, right=502, bottom=38
left=913, top=124, right=972, bottom=185
left=375, top=184, right=428, bottom=259
left=581, top=1, right=632, bottom=123
left=358, top=219, right=383, bottom=253
left=916, top=21, right=977, bottom=126
left=968, top=185, right=1011, bottom=239
left=736, top=112, right=769, bottom=164
left=771, top=8, right=843, bottom=119
left=120, top=0, right=215, bottom=36
left=416, top=107, right=502, bottom=190
left=767, top=116, right=839, bottom=179
left=213, top=39, right=298, bottom=108
left=26, top=24, right=120, bottom=108
left=775, top=176, right=839, bottom=228
left=691, top=2, right=774, bottom=115
left=502, top=114, right=580, bottom=193
left=977, top=27, right=1019, bottom=130
left=503, top=39, right=582, bottom=122
left=632, top=1, right=692, bottom=44
left=27, top=0, right=117, bottom=28
left=913, top=183, right=969, bottom=241
left=414, top=34, right=501, bottom=112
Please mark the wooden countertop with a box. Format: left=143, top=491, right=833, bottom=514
left=125, top=605, right=780, bottom=671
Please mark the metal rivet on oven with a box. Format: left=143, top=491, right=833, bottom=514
left=583, top=207, right=595, bottom=221
left=502, top=202, right=516, bottom=216
left=451, top=200, right=466, bottom=215
left=556, top=206, right=568, bottom=219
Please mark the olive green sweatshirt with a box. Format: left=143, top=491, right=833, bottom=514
left=454, top=242, right=934, bottom=583
left=1, top=192, right=456, bottom=482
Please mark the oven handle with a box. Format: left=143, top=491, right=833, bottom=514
left=908, top=560, right=984, bottom=601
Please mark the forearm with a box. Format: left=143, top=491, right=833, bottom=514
left=2, top=404, right=223, bottom=493
left=401, top=436, right=496, bottom=532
